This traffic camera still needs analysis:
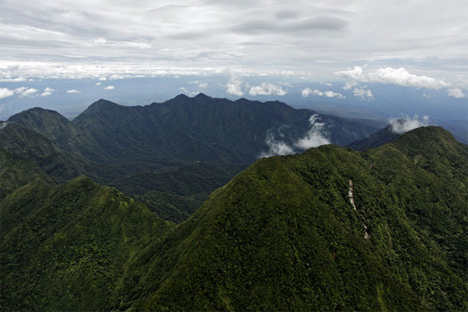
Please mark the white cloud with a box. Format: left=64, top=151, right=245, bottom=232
left=110, top=74, right=124, bottom=80
left=14, top=87, right=37, bottom=97
left=352, top=86, right=374, bottom=101
left=180, top=87, right=188, bottom=93
left=0, top=88, right=15, bottom=99
left=447, top=87, right=466, bottom=98
left=259, top=114, right=329, bottom=158
left=294, top=114, right=330, bottom=149
left=99, top=77, right=107, bottom=81
left=249, top=82, right=286, bottom=96
left=0, top=77, right=27, bottom=82
left=104, top=86, right=115, bottom=90
left=189, top=81, right=208, bottom=88
left=67, top=89, right=81, bottom=93
left=259, top=133, right=295, bottom=158
left=302, top=88, right=345, bottom=99
left=389, top=115, right=429, bottom=134
left=41, top=91, right=52, bottom=97
left=96, top=82, right=102, bottom=86
left=226, top=76, right=243, bottom=96
left=336, top=66, right=451, bottom=90
left=44, top=87, right=54, bottom=92
left=343, top=80, right=358, bottom=91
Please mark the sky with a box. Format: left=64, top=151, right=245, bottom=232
left=0, top=0, right=467, bottom=120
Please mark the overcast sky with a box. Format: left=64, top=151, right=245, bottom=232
left=0, top=0, right=467, bottom=108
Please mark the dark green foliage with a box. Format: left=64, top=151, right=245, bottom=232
left=0, top=177, right=171, bottom=311
left=0, top=122, right=82, bottom=183
left=112, top=162, right=232, bottom=222
left=114, top=126, right=468, bottom=311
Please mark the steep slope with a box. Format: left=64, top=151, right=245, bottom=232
left=115, top=126, right=468, bottom=311
left=0, top=177, right=171, bottom=311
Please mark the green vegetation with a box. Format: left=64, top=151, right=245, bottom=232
left=0, top=177, right=172, bottom=311
left=2, top=100, right=467, bottom=311
left=114, top=126, right=468, bottom=311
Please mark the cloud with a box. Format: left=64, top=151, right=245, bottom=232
left=189, top=81, right=208, bottom=88
left=336, top=66, right=451, bottom=90
left=352, top=86, right=374, bottom=101
left=40, top=87, right=55, bottom=96
left=259, top=133, right=295, bottom=158
left=14, top=87, right=37, bottom=97
left=249, top=82, right=286, bottom=96
left=259, top=114, right=329, bottom=158
left=226, top=76, right=243, bottom=96
left=231, top=16, right=349, bottom=36
left=104, top=86, right=115, bottom=90
left=389, top=115, right=429, bottom=134
left=67, top=89, right=81, bottom=93
left=447, top=87, right=466, bottom=98
left=294, top=114, right=330, bottom=149
left=343, top=80, right=358, bottom=91
left=180, top=87, right=188, bottom=93
left=0, top=77, right=27, bottom=82
left=99, top=77, right=107, bottom=81
left=96, top=82, right=102, bottom=86
left=302, top=88, right=344, bottom=99
left=0, top=88, right=15, bottom=99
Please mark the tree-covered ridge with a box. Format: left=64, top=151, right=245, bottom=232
left=115, top=126, right=468, bottom=311
left=0, top=177, right=172, bottom=311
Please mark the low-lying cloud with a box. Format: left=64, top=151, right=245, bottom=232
left=302, top=88, right=344, bottom=99
left=352, top=86, right=374, bottom=101
left=260, top=114, right=330, bottom=158
left=104, top=86, right=115, bottom=90
left=447, top=87, right=466, bottom=99
left=0, top=88, right=15, bottom=100
left=249, top=82, right=286, bottom=96
left=15, top=87, right=37, bottom=98
left=226, top=75, right=244, bottom=96
left=67, top=89, right=81, bottom=94
left=389, top=115, right=429, bottom=134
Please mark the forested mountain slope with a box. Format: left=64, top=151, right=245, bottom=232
left=114, top=126, right=468, bottom=311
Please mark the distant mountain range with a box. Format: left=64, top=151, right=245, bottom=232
left=5, top=94, right=384, bottom=221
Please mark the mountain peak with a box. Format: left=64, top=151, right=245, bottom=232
left=80, top=99, right=123, bottom=115
left=174, top=93, right=189, bottom=100
left=194, top=92, right=209, bottom=99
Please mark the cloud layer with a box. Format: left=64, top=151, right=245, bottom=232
left=0, top=0, right=466, bottom=86
left=336, top=67, right=451, bottom=90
